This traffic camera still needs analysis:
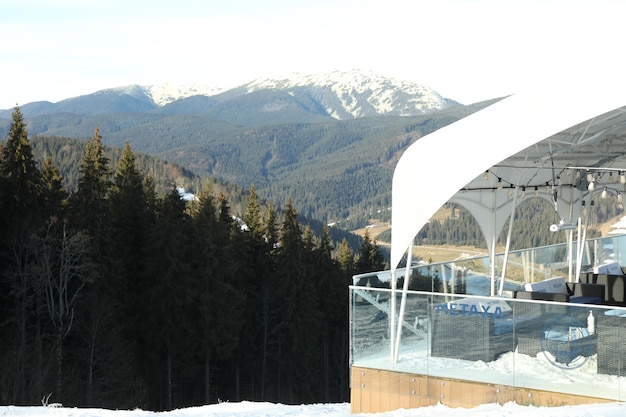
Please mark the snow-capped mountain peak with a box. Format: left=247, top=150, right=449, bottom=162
left=243, top=69, right=454, bottom=119
left=140, top=70, right=456, bottom=119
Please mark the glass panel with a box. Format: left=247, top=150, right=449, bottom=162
left=427, top=293, right=516, bottom=387
left=350, top=285, right=392, bottom=365
left=510, top=300, right=626, bottom=400
left=350, top=284, right=626, bottom=401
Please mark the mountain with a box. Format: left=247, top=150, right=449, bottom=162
left=0, top=69, right=458, bottom=122
left=0, top=70, right=498, bottom=224
left=8, top=85, right=158, bottom=117
left=242, top=70, right=458, bottom=119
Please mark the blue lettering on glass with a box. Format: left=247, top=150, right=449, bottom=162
left=468, top=305, right=479, bottom=316
left=435, top=303, right=504, bottom=319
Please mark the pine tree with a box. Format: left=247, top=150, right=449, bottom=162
left=234, top=193, right=279, bottom=401
left=143, top=172, right=158, bottom=218
left=274, top=199, right=322, bottom=402
left=143, top=188, right=194, bottom=410
left=41, top=156, right=69, bottom=218
left=244, top=185, right=263, bottom=239
left=67, top=128, right=115, bottom=406
left=0, top=107, right=45, bottom=403
left=337, top=238, right=355, bottom=273
left=191, top=187, right=244, bottom=404
left=109, top=141, right=149, bottom=297
left=355, top=229, right=385, bottom=273
left=264, top=204, right=280, bottom=253
left=318, top=225, right=334, bottom=262
left=217, top=192, right=234, bottom=228
left=311, top=225, right=347, bottom=401
left=96, top=141, right=154, bottom=404
left=0, top=106, right=43, bottom=227
left=303, top=225, right=315, bottom=252
left=69, top=127, right=112, bottom=238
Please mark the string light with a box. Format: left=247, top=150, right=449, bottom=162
left=463, top=170, right=626, bottom=209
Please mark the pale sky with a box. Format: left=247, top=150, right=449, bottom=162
left=1, top=0, right=624, bottom=109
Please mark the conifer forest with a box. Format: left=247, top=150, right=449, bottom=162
left=0, top=108, right=386, bottom=409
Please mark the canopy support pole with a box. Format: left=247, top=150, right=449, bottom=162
left=393, top=242, right=413, bottom=363
left=575, top=216, right=583, bottom=279
left=489, top=194, right=498, bottom=296
left=567, top=191, right=575, bottom=282
left=389, top=268, right=396, bottom=362
left=575, top=198, right=590, bottom=280
left=499, top=187, right=518, bottom=296
left=567, top=227, right=574, bottom=282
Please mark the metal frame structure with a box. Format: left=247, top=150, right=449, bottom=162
left=387, top=83, right=626, bottom=363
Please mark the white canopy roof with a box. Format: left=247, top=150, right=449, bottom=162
left=391, top=83, right=626, bottom=273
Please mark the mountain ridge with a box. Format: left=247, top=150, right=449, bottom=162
left=0, top=69, right=459, bottom=121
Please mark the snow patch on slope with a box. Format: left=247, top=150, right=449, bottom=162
left=145, top=83, right=228, bottom=106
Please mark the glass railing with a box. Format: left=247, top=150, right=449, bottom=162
left=350, top=287, right=626, bottom=401
left=350, top=233, right=626, bottom=401
left=353, top=233, right=626, bottom=297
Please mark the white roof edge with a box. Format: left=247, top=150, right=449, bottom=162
left=390, top=82, right=626, bottom=272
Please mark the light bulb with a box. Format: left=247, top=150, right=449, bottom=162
left=588, top=181, right=595, bottom=192
left=602, top=187, right=608, bottom=199
left=620, top=172, right=626, bottom=184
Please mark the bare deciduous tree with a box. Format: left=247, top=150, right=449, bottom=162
left=33, top=218, right=96, bottom=401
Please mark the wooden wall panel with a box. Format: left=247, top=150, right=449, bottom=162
left=369, top=369, right=380, bottom=412
left=494, top=384, right=515, bottom=405
left=350, top=366, right=613, bottom=414
left=379, top=368, right=400, bottom=411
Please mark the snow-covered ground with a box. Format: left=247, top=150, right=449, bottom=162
left=1, top=400, right=625, bottom=417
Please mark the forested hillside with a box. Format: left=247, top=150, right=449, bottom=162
left=0, top=98, right=499, bottom=224
left=24, top=134, right=364, bottom=252
left=29, top=136, right=204, bottom=194
left=0, top=108, right=386, bottom=409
